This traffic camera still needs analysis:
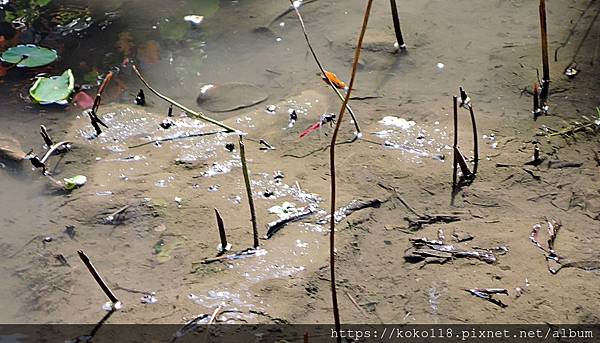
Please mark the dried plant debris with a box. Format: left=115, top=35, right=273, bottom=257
left=405, top=236, right=506, bottom=265
left=405, top=214, right=461, bottom=231
left=465, top=288, right=508, bottom=308
left=266, top=206, right=315, bottom=239
left=316, top=198, right=383, bottom=225
left=529, top=218, right=600, bottom=274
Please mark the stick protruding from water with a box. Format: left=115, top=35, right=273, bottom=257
left=239, top=135, right=259, bottom=249
left=389, top=0, right=406, bottom=50
left=539, top=0, right=550, bottom=104
left=78, top=250, right=120, bottom=305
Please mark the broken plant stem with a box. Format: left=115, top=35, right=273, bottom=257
left=92, top=71, right=113, bottom=115
left=239, top=135, right=259, bottom=248
left=40, top=141, right=71, bottom=164
left=288, top=0, right=361, bottom=136
left=389, top=0, right=406, bottom=49
left=214, top=208, right=229, bottom=254
left=328, top=0, right=373, bottom=339
left=77, top=250, right=119, bottom=305
left=539, top=0, right=550, bottom=103
left=468, top=104, right=479, bottom=175
left=40, top=125, right=53, bottom=147
left=452, top=96, right=459, bottom=191
left=132, top=65, right=238, bottom=133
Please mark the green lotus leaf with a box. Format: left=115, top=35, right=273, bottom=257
left=29, top=69, right=75, bottom=105
left=1, top=44, right=58, bottom=68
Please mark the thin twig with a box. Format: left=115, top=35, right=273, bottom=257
left=239, top=135, right=259, bottom=248
left=345, top=291, right=368, bottom=318
left=127, top=130, right=226, bottom=149
left=77, top=250, right=119, bottom=304
left=328, top=0, right=373, bottom=340
left=389, top=0, right=406, bottom=49
left=288, top=0, right=361, bottom=135
left=132, top=65, right=238, bottom=133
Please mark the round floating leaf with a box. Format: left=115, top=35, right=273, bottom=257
left=1, top=44, right=58, bottom=68
left=29, top=69, right=75, bottom=105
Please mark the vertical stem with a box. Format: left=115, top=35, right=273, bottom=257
left=533, top=83, right=540, bottom=114
left=239, top=135, right=259, bottom=249
left=452, top=96, right=458, bottom=189
left=329, top=0, right=373, bottom=339
left=214, top=208, right=228, bottom=253
left=539, top=0, right=550, bottom=101
left=389, top=0, right=406, bottom=49
left=468, top=105, right=479, bottom=175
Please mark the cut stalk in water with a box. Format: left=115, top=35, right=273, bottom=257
left=77, top=250, right=120, bottom=305
left=91, top=71, right=113, bottom=115
left=389, top=0, right=406, bottom=49
left=288, top=0, right=361, bottom=136
left=239, top=135, right=259, bottom=249
left=539, top=0, right=550, bottom=103
left=214, top=208, right=230, bottom=254
left=328, top=0, right=373, bottom=339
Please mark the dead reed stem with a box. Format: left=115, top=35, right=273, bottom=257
left=288, top=0, right=361, bottom=135
left=92, top=71, right=113, bottom=115
left=328, top=0, right=373, bottom=338
left=77, top=250, right=119, bottom=304
left=468, top=105, right=479, bottom=175
left=452, top=96, right=458, bottom=190
left=239, top=135, right=259, bottom=249
left=132, top=65, right=238, bottom=133
left=539, top=0, right=550, bottom=101
left=389, top=0, right=406, bottom=49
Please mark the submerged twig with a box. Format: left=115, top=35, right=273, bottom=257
left=128, top=130, right=225, bottom=149
left=265, top=207, right=315, bottom=238
left=132, top=65, right=238, bottom=133
left=239, top=135, right=259, bottom=248
left=328, top=0, right=373, bottom=339
left=289, top=0, right=361, bottom=136
left=77, top=250, right=120, bottom=306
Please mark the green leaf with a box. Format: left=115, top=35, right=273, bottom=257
left=29, top=69, right=75, bottom=105
left=63, top=175, right=87, bottom=190
left=1, top=44, right=58, bottom=68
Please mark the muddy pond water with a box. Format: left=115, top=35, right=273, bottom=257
left=1, top=0, right=599, bottom=328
